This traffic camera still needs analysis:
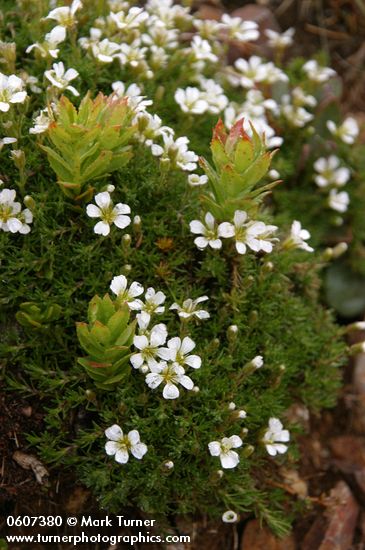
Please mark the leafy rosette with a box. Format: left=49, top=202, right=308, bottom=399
left=76, top=294, right=136, bottom=390
left=199, top=119, right=279, bottom=219
left=42, top=93, right=136, bottom=201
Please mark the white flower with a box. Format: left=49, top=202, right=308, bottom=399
left=45, top=0, right=82, bottom=27
left=131, top=324, right=168, bottom=370
left=241, top=89, right=278, bottom=118
left=45, top=62, right=79, bottom=96
left=302, top=60, right=336, bottom=83
left=281, top=102, right=313, bottom=128
left=112, top=81, right=152, bottom=112
left=0, top=188, right=32, bottom=234
left=128, top=287, right=166, bottom=322
left=188, top=174, right=208, bottom=187
left=26, top=25, right=66, bottom=59
left=146, top=362, right=194, bottom=399
left=170, top=296, right=210, bottom=320
left=265, top=27, right=294, bottom=49
left=221, top=14, right=259, bottom=42
left=105, top=425, right=147, bottom=464
left=91, top=39, right=120, bottom=63
left=110, top=275, right=144, bottom=308
left=198, top=78, right=228, bottom=114
left=159, top=336, right=201, bottom=369
left=232, top=56, right=267, bottom=88
left=151, top=135, right=198, bottom=172
left=208, top=435, right=243, bottom=469
left=292, top=87, right=317, bottom=108
left=328, top=189, right=350, bottom=213
left=0, top=73, right=27, bottom=112
left=134, top=112, right=173, bottom=147
left=284, top=220, right=314, bottom=252
left=29, top=108, right=53, bottom=134
left=86, top=192, right=131, bottom=236
left=174, top=87, right=208, bottom=115
left=313, top=156, right=350, bottom=188
left=222, top=511, right=238, bottom=523
left=262, top=418, right=290, bottom=456
left=190, top=36, right=218, bottom=63
left=327, top=117, right=359, bottom=145
left=190, top=212, right=232, bottom=250
left=110, top=7, right=148, bottom=30
left=220, top=210, right=278, bottom=254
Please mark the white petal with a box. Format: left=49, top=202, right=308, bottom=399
left=236, top=241, right=247, bottom=255
left=194, top=236, right=208, bottom=249
left=146, top=372, right=163, bottom=389
left=184, top=355, right=201, bottom=369
left=94, top=221, right=110, bottom=236
left=233, top=210, right=248, bottom=226
left=105, top=424, right=123, bottom=441
left=95, top=191, right=111, bottom=208
left=208, top=441, right=221, bottom=456
left=105, top=441, right=118, bottom=455
left=179, top=374, right=194, bottom=390
left=131, top=442, right=147, bottom=459
left=110, top=274, right=127, bottom=295
left=221, top=450, right=239, bottom=469
left=209, top=239, right=222, bottom=249
left=163, top=382, right=180, bottom=399
left=180, top=336, right=195, bottom=355
left=129, top=281, right=144, bottom=297
left=127, top=430, right=140, bottom=445
left=218, top=222, right=235, bottom=238
left=113, top=214, right=131, bottom=229
left=115, top=448, right=129, bottom=464
left=228, top=435, right=243, bottom=448
left=190, top=220, right=205, bottom=234
left=130, top=353, right=144, bottom=369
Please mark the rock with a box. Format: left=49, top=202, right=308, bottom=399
left=195, top=4, right=223, bottom=22
left=12, top=450, right=49, bottom=485
left=241, top=519, right=296, bottom=550
left=329, top=436, right=365, bottom=496
left=301, top=516, right=328, bottom=550
left=319, top=481, right=358, bottom=550
left=228, top=4, right=281, bottom=61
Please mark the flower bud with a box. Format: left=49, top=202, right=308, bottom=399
left=228, top=402, right=236, bottom=411
left=242, top=444, right=255, bottom=458
left=236, top=409, right=247, bottom=419
left=227, top=324, right=238, bottom=342
left=122, top=233, right=131, bottom=251
left=350, top=342, right=365, bottom=355
left=122, top=263, right=132, bottom=274
left=163, top=460, right=174, bottom=470
left=250, top=355, right=263, bottom=369
left=222, top=510, right=238, bottom=523
left=346, top=321, right=365, bottom=332
left=24, top=195, right=36, bottom=210
left=10, top=148, right=26, bottom=171
left=192, top=385, right=200, bottom=393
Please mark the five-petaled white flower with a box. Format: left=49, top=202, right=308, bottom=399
left=0, top=188, right=33, bottom=234
left=46, top=0, right=82, bottom=28
left=327, top=117, right=359, bottom=145
left=174, top=87, right=208, bottom=115
left=283, top=220, right=314, bottom=252
left=146, top=362, right=194, bottom=399
left=0, top=73, right=27, bottom=112
left=314, top=156, right=350, bottom=188
left=131, top=324, right=168, bottom=370
left=221, top=15, right=259, bottom=42
left=159, top=337, right=201, bottom=369
left=26, top=25, right=66, bottom=59
left=105, top=424, right=147, bottom=464
left=208, top=435, right=243, bottom=469
left=45, top=62, right=79, bottom=96
left=220, top=211, right=278, bottom=254
left=190, top=212, right=231, bottom=250
left=110, top=274, right=144, bottom=308
left=262, top=418, right=290, bottom=457
left=86, top=192, right=131, bottom=236
left=170, top=296, right=210, bottom=320
left=129, top=287, right=166, bottom=323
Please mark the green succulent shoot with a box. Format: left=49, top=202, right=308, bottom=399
left=76, top=294, right=136, bottom=390
left=16, top=302, right=62, bottom=330
left=199, top=119, right=280, bottom=220
left=41, top=92, right=136, bottom=202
